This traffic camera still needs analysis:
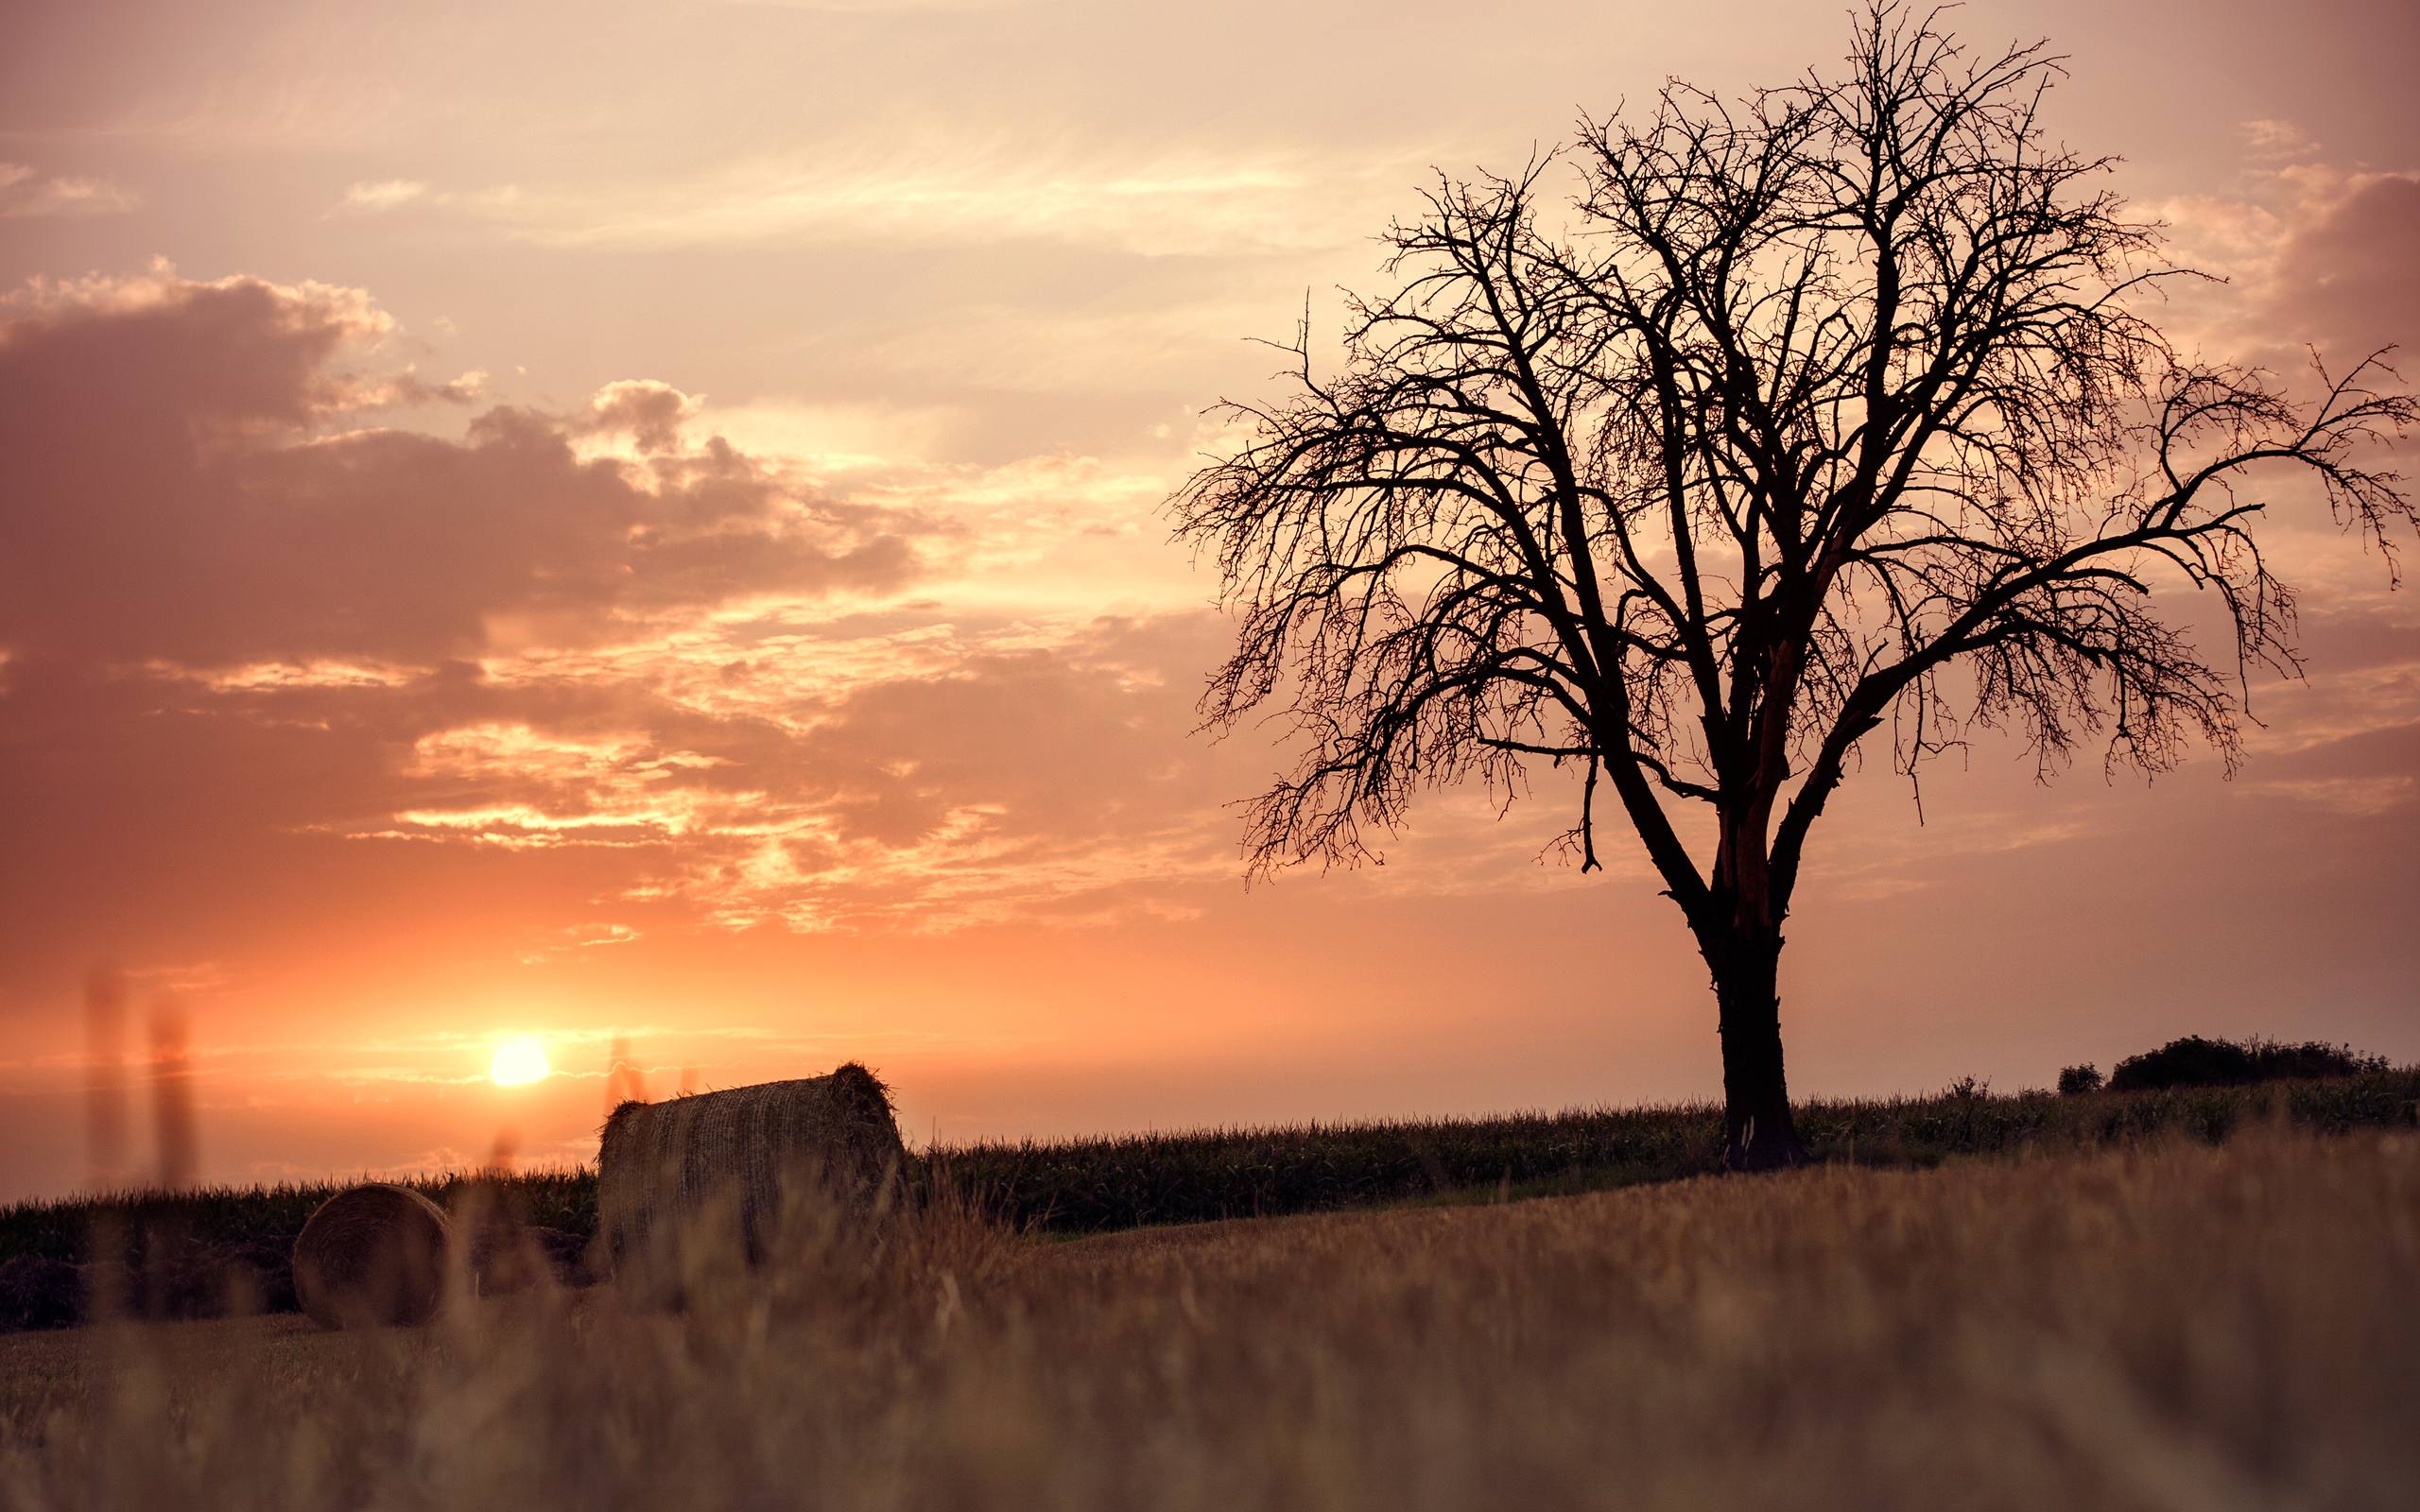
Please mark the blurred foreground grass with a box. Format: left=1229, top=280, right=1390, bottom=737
left=2, top=1125, right=2413, bottom=1510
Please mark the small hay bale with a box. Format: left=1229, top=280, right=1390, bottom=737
left=0, top=1255, right=83, bottom=1332
left=596, top=1062, right=906, bottom=1279
left=291, top=1183, right=450, bottom=1330
left=467, top=1223, right=593, bottom=1295
left=136, top=1236, right=294, bottom=1321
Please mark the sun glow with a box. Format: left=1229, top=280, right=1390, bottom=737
left=489, top=1037, right=551, bottom=1087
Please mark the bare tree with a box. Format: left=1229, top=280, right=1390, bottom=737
left=1171, top=5, right=2414, bottom=1168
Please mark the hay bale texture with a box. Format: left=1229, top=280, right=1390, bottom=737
left=596, top=1062, right=906, bottom=1274
left=291, top=1183, right=450, bottom=1330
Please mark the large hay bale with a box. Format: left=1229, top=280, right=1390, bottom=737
left=596, top=1062, right=906, bottom=1276
left=291, top=1183, right=449, bottom=1330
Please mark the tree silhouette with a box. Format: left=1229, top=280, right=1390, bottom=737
left=1172, top=5, right=2414, bottom=1168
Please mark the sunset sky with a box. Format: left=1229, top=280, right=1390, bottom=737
left=3, top=0, right=2415, bottom=1201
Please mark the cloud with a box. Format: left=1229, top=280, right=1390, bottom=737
left=0, top=266, right=922, bottom=670
left=2238, top=118, right=2322, bottom=165
left=356, top=142, right=1426, bottom=256
left=0, top=262, right=1253, bottom=954
left=583, top=379, right=701, bottom=455
left=0, top=163, right=138, bottom=218
left=319, top=609, right=1247, bottom=930
left=720, top=0, right=1026, bottom=9
left=2143, top=137, right=2420, bottom=368
left=338, top=179, right=430, bottom=214
left=8, top=248, right=2409, bottom=970
left=2265, top=174, right=2420, bottom=357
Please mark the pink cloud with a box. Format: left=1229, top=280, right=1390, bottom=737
left=582, top=379, right=700, bottom=455
left=2266, top=174, right=2420, bottom=358
left=0, top=268, right=921, bottom=670
left=0, top=265, right=1263, bottom=1005
left=0, top=163, right=138, bottom=218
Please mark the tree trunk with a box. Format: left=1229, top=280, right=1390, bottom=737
left=1707, top=929, right=1807, bottom=1171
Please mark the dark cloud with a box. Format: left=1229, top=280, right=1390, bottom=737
left=2268, top=175, right=2420, bottom=357
left=0, top=272, right=922, bottom=670
left=2256, top=718, right=2420, bottom=784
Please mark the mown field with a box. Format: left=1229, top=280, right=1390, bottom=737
left=1, top=1124, right=2413, bottom=1510
left=4, top=1071, right=2416, bottom=1333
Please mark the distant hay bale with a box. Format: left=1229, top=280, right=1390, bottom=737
left=596, top=1062, right=906, bottom=1279
left=0, top=1255, right=83, bottom=1332
left=466, top=1222, right=593, bottom=1295
left=291, top=1183, right=450, bottom=1330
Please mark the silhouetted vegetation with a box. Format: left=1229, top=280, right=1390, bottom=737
left=0, top=1170, right=592, bottom=1332
left=2108, top=1036, right=2390, bottom=1092
left=941, top=1070, right=2419, bottom=1231
left=2058, top=1064, right=2105, bottom=1095
left=5, top=1069, right=2412, bottom=1329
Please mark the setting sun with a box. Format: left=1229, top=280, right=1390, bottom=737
left=489, top=1037, right=551, bottom=1088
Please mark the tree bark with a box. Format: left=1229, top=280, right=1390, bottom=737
left=1706, top=929, right=1808, bottom=1171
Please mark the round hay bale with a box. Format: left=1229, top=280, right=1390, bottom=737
left=0, top=1255, right=83, bottom=1332
left=466, top=1222, right=591, bottom=1295
left=596, top=1061, right=906, bottom=1279
left=291, top=1183, right=450, bottom=1330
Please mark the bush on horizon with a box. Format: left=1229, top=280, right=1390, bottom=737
left=2107, top=1036, right=2389, bottom=1093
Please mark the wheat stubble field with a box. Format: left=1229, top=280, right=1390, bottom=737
left=2, top=1125, right=2413, bottom=1512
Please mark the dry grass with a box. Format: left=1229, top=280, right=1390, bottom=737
left=2, top=1126, right=2413, bottom=1510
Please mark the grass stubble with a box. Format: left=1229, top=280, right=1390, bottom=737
left=0, top=1124, right=2412, bottom=1511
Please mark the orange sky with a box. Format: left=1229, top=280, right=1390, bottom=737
left=3, top=0, right=2416, bottom=1201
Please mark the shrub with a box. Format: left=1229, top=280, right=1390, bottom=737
left=2058, top=1065, right=2104, bottom=1096
left=2107, top=1037, right=2389, bottom=1093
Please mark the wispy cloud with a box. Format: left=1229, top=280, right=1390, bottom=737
left=720, top=0, right=1027, bottom=10
left=337, top=178, right=428, bottom=213
left=358, top=144, right=1426, bottom=256
left=2134, top=129, right=2420, bottom=366
left=0, top=163, right=138, bottom=218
